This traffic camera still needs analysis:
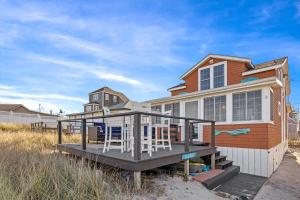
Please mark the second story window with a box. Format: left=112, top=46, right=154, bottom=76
left=213, top=64, right=224, bottom=88
left=113, top=95, right=117, bottom=103
left=105, top=93, right=109, bottom=101
left=200, top=68, right=210, bottom=91
left=93, top=94, right=98, bottom=101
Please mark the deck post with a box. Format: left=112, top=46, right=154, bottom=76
left=211, top=121, right=215, bottom=147
left=58, top=121, right=62, bottom=145
left=133, top=113, right=141, bottom=161
left=134, top=171, right=141, bottom=190
left=184, top=119, right=190, bottom=152
left=82, top=119, right=86, bottom=150
left=184, top=119, right=190, bottom=180
left=211, top=121, right=216, bottom=169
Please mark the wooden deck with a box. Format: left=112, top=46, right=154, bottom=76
left=57, top=143, right=216, bottom=171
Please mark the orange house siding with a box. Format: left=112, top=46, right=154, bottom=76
left=203, top=124, right=269, bottom=149
left=171, top=59, right=277, bottom=96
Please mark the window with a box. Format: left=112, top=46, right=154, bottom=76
left=151, top=105, right=162, bottom=124
left=165, top=102, right=180, bottom=123
left=204, top=96, right=226, bottom=121
left=270, top=91, right=274, bottom=121
left=105, top=93, right=109, bottom=101
left=213, top=64, right=224, bottom=88
left=94, top=105, right=99, bottom=111
left=185, top=101, right=199, bottom=139
left=232, top=93, right=246, bottom=121
left=93, top=94, right=98, bottom=101
left=200, top=68, right=210, bottom=91
left=233, top=90, right=262, bottom=121
left=113, top=95, right=117, bottom=103
left=86, top=105, right=92, bottom=112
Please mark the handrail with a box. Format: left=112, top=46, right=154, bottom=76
left=58, top=111, right=215, bottom=123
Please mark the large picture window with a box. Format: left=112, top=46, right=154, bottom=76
left=165, top=102, right=180, bottom=124
left=204, top=96, right=226, bottom=121
left=200, top=68, right=210, bottom=91
left=213, top=64, right=224, bottom=88
left=233, top=90, right=262, bottom=121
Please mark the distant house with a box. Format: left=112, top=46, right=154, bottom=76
left=67, top=86, right=149, bottom=119
left=0, top=104, right=58, bottom=124
left=146, top=54, right=290, bottom=177
left=84, top=87, right=129, bottom=112
left=0, top=104, right=55, bottom=116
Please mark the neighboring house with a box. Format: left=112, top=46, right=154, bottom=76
left=146, top=54, right=290, bottom=177
left=67, top=86, right=149, bottom=120
left=0, top=104, right=58, bottom=124
left=0, top=104, right=56, bottom=116
left=84, top=87, right=129, bottom=112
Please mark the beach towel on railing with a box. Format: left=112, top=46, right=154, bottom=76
left=215, top=128, right=250, bottom=136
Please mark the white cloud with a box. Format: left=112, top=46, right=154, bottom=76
left=29, top=54, right=149, bottom=87
left=0, top=85, right=84, bottom=113
left=0, top=84, right=85, bottom=102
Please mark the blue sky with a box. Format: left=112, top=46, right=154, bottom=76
left=0, top=0, right=299, bottom=114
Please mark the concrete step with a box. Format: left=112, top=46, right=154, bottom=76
left=216, top=160, right=233, bottom=169
left=202, top=165, right=240, bottom=190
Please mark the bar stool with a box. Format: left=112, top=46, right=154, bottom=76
left=102, top=107, right=124, bottom=153
left=154, top=110, right=172, bottom=151
left=141, top=115, right=153, bottom=156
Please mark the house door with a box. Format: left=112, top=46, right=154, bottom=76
left=185, top=101, right=200, bottom=141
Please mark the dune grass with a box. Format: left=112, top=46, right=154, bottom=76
left=0, top=123, right=132, bottom=200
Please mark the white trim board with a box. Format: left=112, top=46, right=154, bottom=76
left=242, top=58, right=287, bottom=76
left=146, top=77, right=279, bottom=104
left=168, top=85, right=186, bottom=92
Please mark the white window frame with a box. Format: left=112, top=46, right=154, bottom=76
left=203, top=95, right=226, bottom=122
left=232, top=90, right=262, bottom=122
left=184, top=100, right=200, bottom=141
left=198, top=61, right=227, bottom=91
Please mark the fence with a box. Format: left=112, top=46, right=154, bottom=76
left=0, top=111, right=58, bottom=124
left=288, top=117, right=300, bottom=139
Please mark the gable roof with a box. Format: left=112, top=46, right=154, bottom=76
left=254, top=57, right=287, bottom=70
left=167, top=83, right=186, bottom=91
left=89, top=86, right=129, bottom=102
left=0, top=104, right=57, bottom=116
left=0, top=104, right=31, bottom=112
left=180, top=54, right=253, bottom=79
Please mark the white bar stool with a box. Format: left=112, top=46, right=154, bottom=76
left=154, top=110, right=172, bottom=151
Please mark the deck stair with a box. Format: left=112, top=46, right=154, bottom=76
left=195, top=150, right=240, bottom=190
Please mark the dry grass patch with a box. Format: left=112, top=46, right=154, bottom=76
left=0, top=126, right=132, bottom=200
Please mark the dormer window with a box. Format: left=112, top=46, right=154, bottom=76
left=199, top=61, right=226, bottom=91
left=200, top=68, right=210, bottom=90
left=213, top=64, right=224, bottom=88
